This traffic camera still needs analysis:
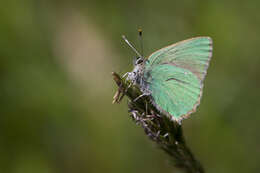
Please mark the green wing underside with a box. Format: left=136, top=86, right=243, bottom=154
left=144, top=37, right=212, bottom=120
left=146, top=64, right=201, bottom=119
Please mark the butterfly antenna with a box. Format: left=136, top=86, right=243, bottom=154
left=138, top=28, right=144, bottom=57
left=122, top=35, right=142, bottom=58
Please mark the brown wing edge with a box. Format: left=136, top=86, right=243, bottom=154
left=146, top=36, right=212, bottom=59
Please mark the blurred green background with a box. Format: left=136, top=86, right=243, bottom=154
left=1, top=0, right=260, bottom=173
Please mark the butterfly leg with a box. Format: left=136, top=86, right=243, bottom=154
left=122, top=72, right=134, bottom=92
left=145, top=100, right=148, bottom=115
left=133, top=92, right=150, bottom=102
left=126, top=82, right=133, bottom=90
left=122, top=72, right=130, bottom=78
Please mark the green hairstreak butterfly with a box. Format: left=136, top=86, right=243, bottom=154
left=123, top=32, right=213, bottom=122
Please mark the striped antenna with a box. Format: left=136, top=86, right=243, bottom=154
left=138, top=28, right=143, bottom=57
left=122, top=35, right=142, bottom=58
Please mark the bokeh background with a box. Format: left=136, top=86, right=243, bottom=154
left=1, top=1, right=260, bottom=173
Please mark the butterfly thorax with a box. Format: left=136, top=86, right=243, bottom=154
left=127, top=63, right=144, bottom=84
left=127, top=61, right=151, bottom=96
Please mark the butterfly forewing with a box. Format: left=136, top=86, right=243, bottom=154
left=146, top=37, right=212, bottom=81
left=144, top=37, right=213, bottom=121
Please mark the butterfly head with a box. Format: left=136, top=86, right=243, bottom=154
left=122, top=34, right=145, bottom=85
left=133, top=56, right=144, bottom=65
left=127, top=57, right=145, bottom=85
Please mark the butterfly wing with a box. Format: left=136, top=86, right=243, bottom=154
left=144, top=37, right=213, bottom=121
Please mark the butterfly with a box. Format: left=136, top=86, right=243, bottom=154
left=123, top=34, right=213, bottom=123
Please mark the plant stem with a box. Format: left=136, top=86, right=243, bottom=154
left=112, top=72, right=205, bottom=173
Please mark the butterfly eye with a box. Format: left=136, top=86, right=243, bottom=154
left=136, top=58, right=143, bottom=64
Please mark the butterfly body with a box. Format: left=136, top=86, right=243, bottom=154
left=126, top=37, right=213, bottom=122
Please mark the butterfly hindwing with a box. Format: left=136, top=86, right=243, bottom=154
left=144, top=37, right=212, bottom=121
left=144, top=64, right=201, bottom=120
